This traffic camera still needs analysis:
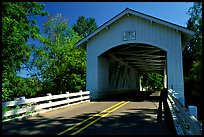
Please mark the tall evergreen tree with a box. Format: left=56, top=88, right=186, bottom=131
left=72, top=16, right=97, bottom=37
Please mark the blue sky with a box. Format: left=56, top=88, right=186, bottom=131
left=37, top=2, right=193, bottom=27
left=18, top=2, right=194, bottom=77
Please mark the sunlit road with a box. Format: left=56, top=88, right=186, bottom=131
left=2, top=91, right=174, bottom=135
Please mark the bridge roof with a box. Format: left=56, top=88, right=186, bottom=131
left=75, top=8, right=194, bottom=49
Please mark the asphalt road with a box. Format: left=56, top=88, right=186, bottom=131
left=2, top=91, right=174, bottom=135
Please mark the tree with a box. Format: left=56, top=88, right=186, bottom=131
left=183, top=2, right=202, bottom=120
left=2, top=2, right=47, bottom=101
left=183, top=2, right=202, bottom=98
left=141, top=72, right=163, bottom=90
left=72, top=16, right=97, bottom=37
left=31, top=14, right=86, bottom=95
left=13, top=76, right=43, bottom=98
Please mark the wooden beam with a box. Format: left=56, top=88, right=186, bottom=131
left=117, top=45, right=134, bottom=52
left=109, top=53, right=135, bottom=70
left=114, top=49, right=161, bottom=55
left=131, top=63, right=164, bottom=66
left=124, top=58, right=165, bottom=62
left=129, top=44, right=158, bottom=49
left=124, top=55, right=165, bottom=60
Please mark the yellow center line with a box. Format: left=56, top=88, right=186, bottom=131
left=70, top=101, right=130, bottom=135
left=57, top=100, right=126, bottom=135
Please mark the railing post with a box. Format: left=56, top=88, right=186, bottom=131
left=163, top=89, right=167, bottom=101
left=188, top=105, right=197, bottom=119
left=87, top=91, right=90, bottom=100
left=66, top=92, right=70, bottom=105
left=19, top=96, right=26, bottom=108
left=157, top=90, right=163, bottom=123
left=79, top=90, right=83, bottom=101
left=162, top=88, right=169, bottom=122
left=47, top=93, right=52, bottom=109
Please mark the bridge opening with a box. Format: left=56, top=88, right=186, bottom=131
left=97, top=43, right=167, bottom=101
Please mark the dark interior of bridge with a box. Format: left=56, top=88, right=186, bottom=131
left=103, top=43, right=167, bottom=75
left=98, top=43, right=167, bottom=101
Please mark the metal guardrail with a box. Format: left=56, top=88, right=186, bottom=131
left=167, top=89, right=202, bottom=135
left=2, top=90, right=90, bottom=122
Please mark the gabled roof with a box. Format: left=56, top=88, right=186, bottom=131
left=75, top=8, right=194, bottom=48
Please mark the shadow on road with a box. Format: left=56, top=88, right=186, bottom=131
left=2, top=91, right=176, bottom=135
left=95, top=90, right=155, bottom=101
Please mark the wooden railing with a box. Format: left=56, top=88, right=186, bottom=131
left=167, top=89, right=202, bottom=135
left=2, top=90, right=90, bottom=122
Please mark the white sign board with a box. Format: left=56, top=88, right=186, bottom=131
left=123, top=31, right=136, bottom=41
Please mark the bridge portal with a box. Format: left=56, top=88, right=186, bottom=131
left=75, top=8, right=194, bottom=103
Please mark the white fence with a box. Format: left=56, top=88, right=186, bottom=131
left=167, top=89, right=202, bottom=135
left=2, top=90, right=90, bottom=122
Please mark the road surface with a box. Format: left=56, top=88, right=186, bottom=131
left=2, top=91, right=174, bottom=135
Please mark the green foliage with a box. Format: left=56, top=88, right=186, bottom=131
left=2, top=2, right=47, bottom=101
left=2, top=104, right=37, bottom=121
left=31, top=14, right=86, bottom=95
left=2, top=71, right=16, bottom=101
left=183, top=2, right=202, bottom=98
left=141, top=72, right=164, bottom=90
left=2, top=73, right=43, bottom=102
left=2, top=2, right=47, bottom=72
left=2, top=105, right=21, bottom=120
left=72, top=16, right=97, bottom=37
left=2, top=3, right=97, bottom=102
left=15, top=77, right=43, bottom=98
left=183, top=2, right=202, bottom=120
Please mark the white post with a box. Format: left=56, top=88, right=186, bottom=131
left=79, top=90, right=83, bottom=101
left=188, top=105, right=198, bottom=119
left=163, top=63, right=167, bottom=89
left=66, top=92, right=69, bottom=105
left=47, top=93, right=52, bottom=109
left=139, top=76, right=142, bottom=91
left=19, top=96, right=26, bottom=108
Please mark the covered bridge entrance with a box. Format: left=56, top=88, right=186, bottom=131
left=75, top=8, right=194, bottom=103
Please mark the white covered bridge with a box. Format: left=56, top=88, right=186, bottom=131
left=3, top=8, right=201, bottom=136
left=75, top=8, right=194, bottom=102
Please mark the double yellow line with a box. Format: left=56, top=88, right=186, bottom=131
left=57, top=100, right=130, bottom=135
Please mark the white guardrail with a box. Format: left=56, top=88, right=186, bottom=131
left=167, top=89, right=202, bottom=135
left=2, top=90, right=90, bottom=122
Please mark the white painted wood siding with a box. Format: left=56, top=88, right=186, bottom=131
left=86, top=14, right=184, bottom=100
